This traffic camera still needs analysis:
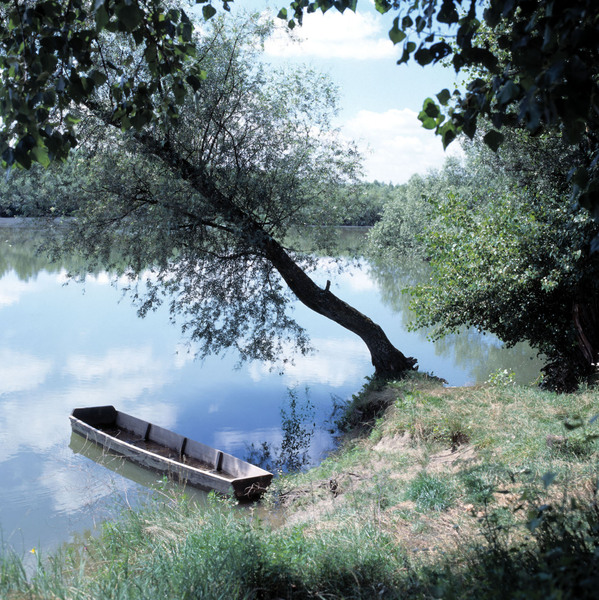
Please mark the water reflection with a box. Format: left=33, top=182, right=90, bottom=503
left=69, top=433, right=210, bottom=503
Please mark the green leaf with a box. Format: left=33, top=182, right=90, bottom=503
left=186, top=74, right=202, bottom=91
left=437, top=0, right=459, bottom=24
left=2, top=147, right=15, bottom=168
left=375, top=0, right=392, bottom=14
left=32, top=145, right=50, bottom=168
left=397, top=41, right=416, bottom=65
left=419, top=116, right=437, bottom=130
left=65, top=113, right=82, bottom=125
left=90, top=69, right=108, bottom=87
left=95, top=5, right=109, bottom=30
left=439, top=122, right=457, bottom=148
left=202, top=5, right=216, bottom=20
left=436, top=89, right=451, bottom=105
left=115, top=4, right=143, bottom=31
left=277, top=8, right=288, bottom=19
left=497, top=80, right=520, bottom=105
left=389, top=17, right=406, bottom=45
left=415, top=47, right=433, bottom=66
left=422, top=98, right=440, bottom=119
left=483, top=130, right=504, bottom=152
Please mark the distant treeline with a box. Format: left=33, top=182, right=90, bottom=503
left=0, top=158, right=86, bottom=218
left=0, top=158, right=405, bottom=227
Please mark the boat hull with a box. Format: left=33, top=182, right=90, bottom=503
left=70, top=406, right=272, bottom=500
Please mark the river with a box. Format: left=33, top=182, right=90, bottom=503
left=0, top=222, right=543, bottom=554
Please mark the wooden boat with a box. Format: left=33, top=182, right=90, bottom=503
left=69, top=406, right=273, bottom=500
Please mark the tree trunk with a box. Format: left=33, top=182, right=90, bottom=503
left=573, top=298, right=599, bottom=368
left=259, top=234, right=417, bottom=377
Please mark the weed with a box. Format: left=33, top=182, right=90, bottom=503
left=460, top=464, right=509, bottom=506
left=406, top=472, right=457, bottom=512
left=486, top=368, right=517, bottom=386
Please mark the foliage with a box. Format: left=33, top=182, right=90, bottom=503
left=337, top=181, right=397, bottom=226
left=0, top=153, right=92, bottom=217
left=7, top=9, right=414, bottom=379
left=408, top=186, right=599, bottom=389
left=42, top=19, right=402, bottom=371
left=367, top=156, right=468, bottom=260
left=369, top=125, right=599, bottom=389
left=0, top=0, right=228, bottom=168
left=287, top=0, right=599, bottom=216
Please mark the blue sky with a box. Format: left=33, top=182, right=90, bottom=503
left=226, top=1, right=463, bottom=183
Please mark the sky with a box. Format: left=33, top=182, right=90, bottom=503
left=228, top=1, right=464, bottom=184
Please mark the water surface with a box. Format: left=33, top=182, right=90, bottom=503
left=0, top=223, right=543, bottom=553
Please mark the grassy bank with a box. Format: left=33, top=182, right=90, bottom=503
left=2, top=374, right=599, bottom=598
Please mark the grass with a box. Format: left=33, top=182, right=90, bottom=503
left=2, top=372, right=599, bottom=598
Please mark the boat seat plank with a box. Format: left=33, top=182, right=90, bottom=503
left=73, top=405, right=117, bottom=427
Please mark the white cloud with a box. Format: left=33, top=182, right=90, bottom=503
left=343, top=108, right=463, bottom=183
left=0, top=349, right=53, bottom=394
left=249, top=337, right=369, bottom=387
left=64, top=347, right=160, bottom=381
left=264, top=10, right=396, bottom=60
left=0, top=276, right=31, bottom=307
left=213, top=427, right=281, bottom=455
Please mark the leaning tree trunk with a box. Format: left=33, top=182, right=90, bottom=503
left=259, top=234, right=417, bottom=377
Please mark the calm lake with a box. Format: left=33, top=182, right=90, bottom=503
left=0, top=222, right=543, bottom=554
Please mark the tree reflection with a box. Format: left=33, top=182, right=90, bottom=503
left=0, top=224, right=59, bottom=280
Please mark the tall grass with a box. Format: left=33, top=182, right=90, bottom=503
left=0, top=495, right=415, bottom=599
left=3, top=488, right=599, bottom=599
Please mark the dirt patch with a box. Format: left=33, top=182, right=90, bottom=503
left=373, top=432, right=411, bottom=453
left=427, top=444, right=477, bottom=471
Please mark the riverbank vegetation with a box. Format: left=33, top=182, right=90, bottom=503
left=367, top=127, right=599, bottom=390
left=2, top=375, right=598, bottom=599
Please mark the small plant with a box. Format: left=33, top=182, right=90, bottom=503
left=406, top=472, right=456, bottom=512
left=460, top=465, right=507, bottom=505
left=548, top=414, right=599, bottom=459
left=486, top=368, right=516, bottom=387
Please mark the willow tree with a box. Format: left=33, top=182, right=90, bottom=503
left=33, top=17, right=414, bottom=376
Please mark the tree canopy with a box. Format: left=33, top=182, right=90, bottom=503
left=3, top=0, right=597, bottom=213
left=286, top=0, right=599, bottom=216
left=368, top=129, right=599, bottom=389
left=26, top=15, right=414, bottom=376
